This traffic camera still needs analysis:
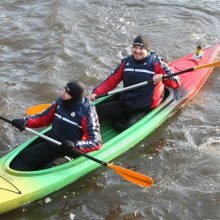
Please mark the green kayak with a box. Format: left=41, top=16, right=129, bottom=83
left=0, top=44, right=219, bottom=214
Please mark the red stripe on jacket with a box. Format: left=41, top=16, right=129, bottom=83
left=93, top=61, right=125, bottom=95
left=26, top=103, right=57, bottom=128
left=74, top=114, right=102, bottom=153
left=150, top=61, right=181, bottom=109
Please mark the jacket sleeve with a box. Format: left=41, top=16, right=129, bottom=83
left=92, top=60, right=125, bottom=95
left=74, top=106, right=102, bottom=153
left=26, top=102, right=57, bottom=128
left=154, top=57, right=181, bottom=89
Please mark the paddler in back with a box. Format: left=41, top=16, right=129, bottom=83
left=10, top=81, right=102, bottom=171
left=89, top=35, right=181, bottom=130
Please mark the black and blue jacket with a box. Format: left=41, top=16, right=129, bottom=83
left=26, top=97, right=102, bottom=153
left=93, top=52, right=181, bottom=110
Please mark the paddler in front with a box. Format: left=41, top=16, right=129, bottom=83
left=10, top=81, right=102, bottom=171
left=88, top=35, right=181, bottom=130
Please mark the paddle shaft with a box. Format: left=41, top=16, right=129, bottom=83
left=95, top=67, right=194, bottom=99
left=28, top=128, right=108, bottom=166
left=24, top=61, right=220, bottom=116
left=96, top=60, right=220, bottom=99
left=0, top=115, right=154, bottom=187
left=0, top=116, right=11, bottom=124
left=0, top=116, right=107, bottom=167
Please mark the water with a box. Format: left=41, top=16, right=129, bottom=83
left=0, top=0, right=220, bottom=219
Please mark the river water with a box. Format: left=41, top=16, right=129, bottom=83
left=0, top=0, right=220, bottom=219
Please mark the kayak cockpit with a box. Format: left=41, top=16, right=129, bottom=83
left=6, top=87, right=174, bottom=173
left=99, top=87, right=174, bottom=142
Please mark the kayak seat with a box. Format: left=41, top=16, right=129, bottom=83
left=113, top=111, right=148, bottom=132
left=45, top=156, right=73, bottom=168
left=111, top=87, right=173, bottom=132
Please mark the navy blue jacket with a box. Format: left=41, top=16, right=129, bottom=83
left=93, top=52, right=181, bottom=110
left=26, top=97, right=102, bottom=153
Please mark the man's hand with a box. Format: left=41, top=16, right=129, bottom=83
left=88, top=93, right=97, bottom=101
left=153, top=74, right=163, bottom=84
left=11, top=118, right=27, bottom=132
left=61, top=140, right=74, bottom=153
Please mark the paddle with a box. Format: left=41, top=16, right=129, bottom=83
left=26, top=103, right=51, bottom=115
left=0, top=116, right=154, bottom=187
left=96, top=60, right=220, bottom=98
left=25, top=60, right=220, bottom=115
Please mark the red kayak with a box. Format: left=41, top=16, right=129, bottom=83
left=170, top=44, right=220, bottom=104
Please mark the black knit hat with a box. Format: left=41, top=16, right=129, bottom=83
left=65, top=81, right=85, bottom=102
left=133, top=35, right=149, bottom=49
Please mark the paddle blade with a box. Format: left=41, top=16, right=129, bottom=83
left=108, top=164, right=154, bottom=187
left=25, top=103, right=51, bottom=115
left=194, top=61, right=220, bottom=70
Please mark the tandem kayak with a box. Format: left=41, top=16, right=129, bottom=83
left=0, top=44, right=220, bottom=214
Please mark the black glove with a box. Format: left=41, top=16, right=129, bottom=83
left=11, top=118, right=27, bottom=132
left=61, top=140, right=74, bottom=153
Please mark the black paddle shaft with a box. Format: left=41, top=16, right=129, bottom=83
left=72, top=149, right=108, bottom=167
left=162, top=67, right=194, bottom=80
left=95, top=67, right=194, bottom=99
left=0, top=116, right=12, bottom=125
left=0, top=115, right=108, bottom=167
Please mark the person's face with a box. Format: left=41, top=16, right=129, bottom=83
left=61, top=90, right=72, bottom=100
left=131, top=46, right=148, bottom=60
